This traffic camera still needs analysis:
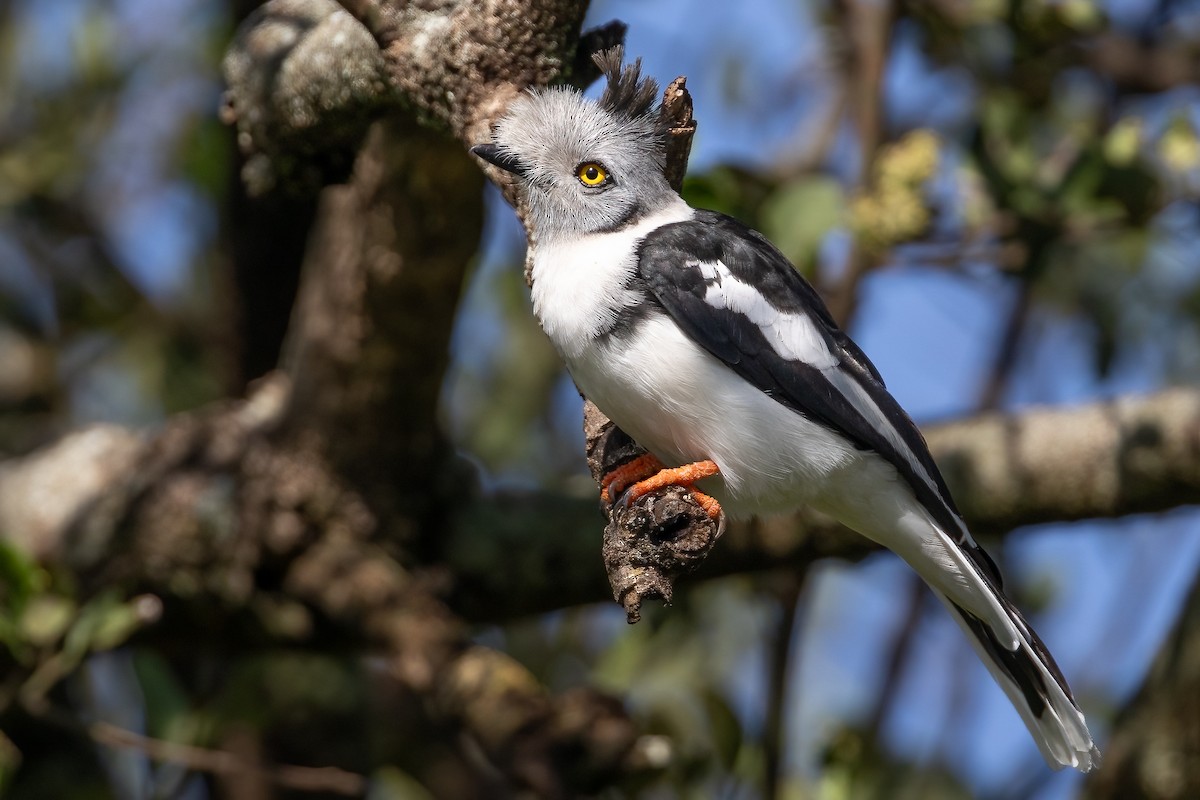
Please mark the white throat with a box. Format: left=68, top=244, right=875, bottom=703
left=529, top=198, right=694, bottom=360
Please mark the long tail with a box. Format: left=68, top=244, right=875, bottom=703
left=921, top=525, right=1101, bottom=771
left=825, top=467, right=1100, bottom=770
left=932, top=588, right=1100, bottom=770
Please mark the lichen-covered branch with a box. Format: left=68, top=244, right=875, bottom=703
left=929, top=388, right=1200, bottom=529
left=223, top=0, right=612, bottom=173
left=222, top=0, right=395, bottom=196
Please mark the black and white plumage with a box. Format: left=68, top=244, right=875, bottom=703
left=472, top=49, right=1099, bottom=771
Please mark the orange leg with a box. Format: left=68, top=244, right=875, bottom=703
left=687, top=488, right=724, bottom=520
left=624, top=460, right=723, bottom=520
left=600, top=453, right=665, bottom=504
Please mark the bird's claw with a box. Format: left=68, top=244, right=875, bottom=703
left=600, top=452, right=666, bottom=506
left=611, top=460, right=724, bottom=520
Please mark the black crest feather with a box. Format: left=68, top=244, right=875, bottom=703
left=594, top=46, right=659, bottom=121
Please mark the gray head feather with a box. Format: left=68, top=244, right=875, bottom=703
left=594, top=48, right=661, bottom=125
left=480, top=48, right=678, bottom=240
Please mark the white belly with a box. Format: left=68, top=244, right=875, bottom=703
left=566, top=312, right=860, bottom=518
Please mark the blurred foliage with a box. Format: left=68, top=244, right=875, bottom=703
left=0, top=0, right=229, bottom=457
left=443, top=259, right=576, bottom=485
left=592, top=580, right=772, bottom=790
left=0, top=540, right=160, bottom=798
left=761, top=176, right=845, bottom=273
left=851, top=130, right=941, bottom=251
left=2, top=0, right=1200, bottom=797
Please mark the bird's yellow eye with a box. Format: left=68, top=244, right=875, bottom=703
left=577, top=162, right=608, bottom=187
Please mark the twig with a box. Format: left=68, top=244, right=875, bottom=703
left=977, top=271, right=1033, bottom=410
left=826, top=0, right=894, bottom=327
left=763, top=569, right=809, bottom=799
left=661, top=76, right=698, bottom=192
left=93, top=720, right=367, bottom=795
left=864, top=576, right=927, bottom=743
left=30, top=702, right=367, bottom=796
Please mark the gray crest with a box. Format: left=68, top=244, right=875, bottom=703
left=474, top=47, right=678, bottom=239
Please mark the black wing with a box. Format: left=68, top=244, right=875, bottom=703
left=636, top=210, right=983, bottom=558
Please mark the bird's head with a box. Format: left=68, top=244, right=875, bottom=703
left=471, top=48, right=677, bottom=240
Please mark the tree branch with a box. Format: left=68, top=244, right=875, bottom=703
left=1077, top=32, right=1199, bottom=94
left=930, top=388, right=1200, bottom=528
left=50, top=710, right=367, bottom=796
left=824, top=0, right=893, bottom=326
left=277, top=120, right=482, bottom=541
left=444, top=387, right=1200, bottom=619
left=221, top=0, right=395, bottom=196
left=0, top=375, right=654, bottom=794
left=333, top=0, right=403, bottom=50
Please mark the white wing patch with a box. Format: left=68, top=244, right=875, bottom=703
left=697, top=260, right=838, bottom=369
left=697, top=257, right=970, bottom=545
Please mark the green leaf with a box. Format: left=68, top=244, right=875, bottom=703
left=1104, top=117, right=1143, bottom=167
left=368, top=767, right=435, bottom=800
left=18, top=595, right=76, bottom=648
left=62, top=591, right=141, bottom=663
left=0, top=731, right=20, bottom=796
left=1160, top=116, right=1200, bottom=173
left=760, top=177, right=845, bottom=273
left=700, top=689, right=743, bottom=770
left=133, top=650, right=193, bottom=741
left=1058, top=0, right=1102, bottom=30
left=0, top=540, right=41, bottom=613
left=88, top=602, right=141, bottom=652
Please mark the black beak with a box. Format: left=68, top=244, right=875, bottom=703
left=470, top=144, right=527, bottom=176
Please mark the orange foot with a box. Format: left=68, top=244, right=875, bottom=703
left=600, top=453, right=665, bottom=504
left=623, top=460, right=723, bottom=520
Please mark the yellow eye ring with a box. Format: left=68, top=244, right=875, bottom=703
left=577, top=162, right=608, bottom=187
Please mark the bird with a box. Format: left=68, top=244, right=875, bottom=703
left=470, top=47, right=1100, bottom=772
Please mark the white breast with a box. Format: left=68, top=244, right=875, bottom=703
left=529, top=201, right=693, bottom=360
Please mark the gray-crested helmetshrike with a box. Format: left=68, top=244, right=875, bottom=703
left=471, top=48, right=1099, bottom=772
